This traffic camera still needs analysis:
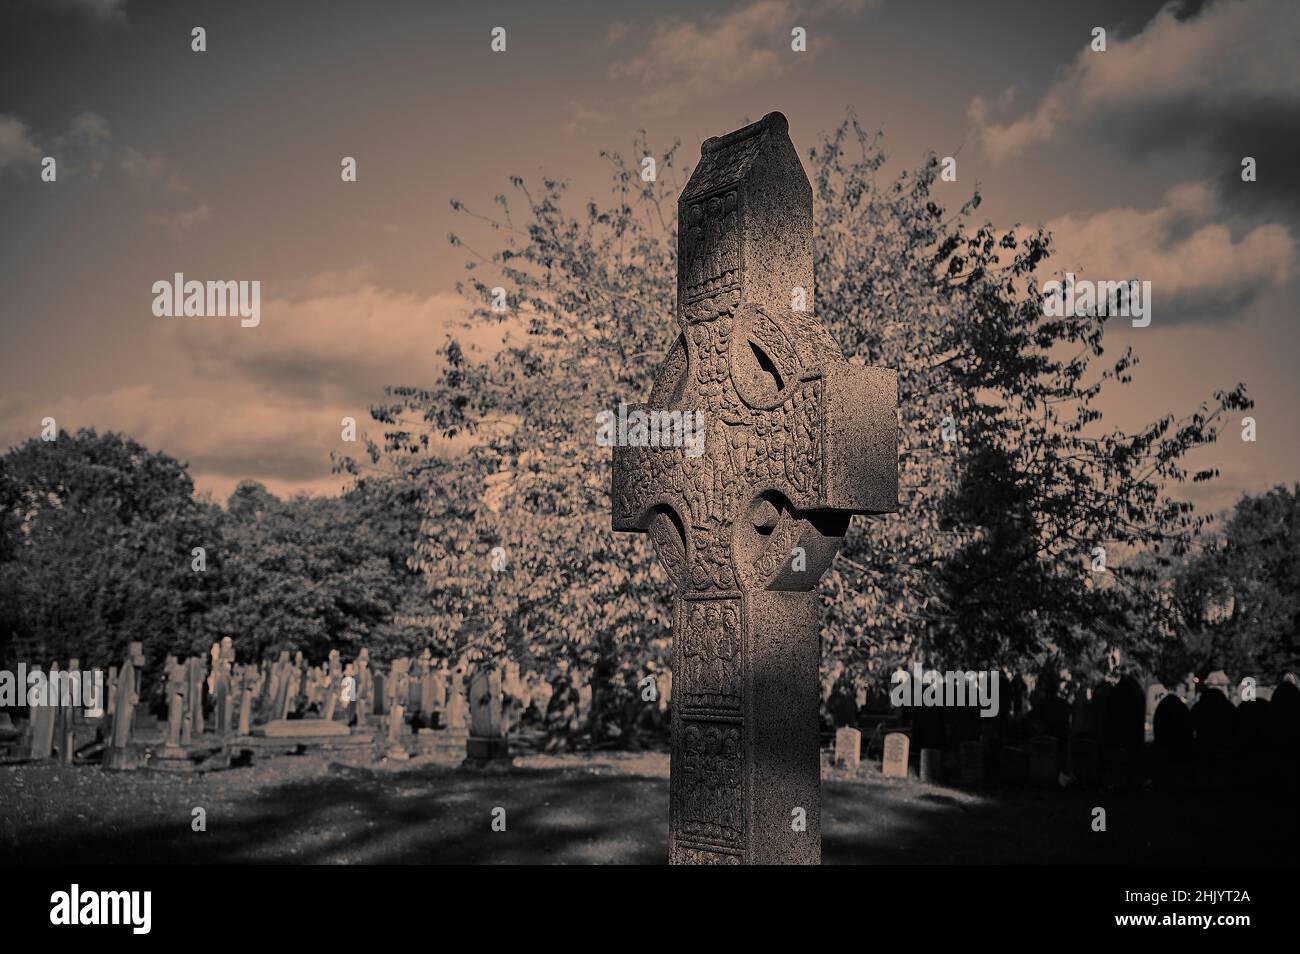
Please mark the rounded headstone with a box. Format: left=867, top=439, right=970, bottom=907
left=1192, top=686, right=1234, bottom=750
left=1153, top=693, right=1193, bottom=754
left=1270, top=680, right=1300, bottom=748
left=1234, top=698, right=1276, bottom=754
left=1103, top=677, right=1144, bottom=753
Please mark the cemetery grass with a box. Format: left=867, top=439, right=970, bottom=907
left=1, top=753, right=1293, bottom=865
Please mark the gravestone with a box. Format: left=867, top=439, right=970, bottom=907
left=1271, top=680, right=1300, bottom=750
left=466, top=667, right=509, bottom=762
left=611, top=112, right=898, bottom=864
left=104, top=642, right=145, bottom=770
left=882, top=731, right=909, bottom=778
left=385, top=658, right=410, bottom=760
left=430, top=660, right=449, bottom=727
left=919, top=747, right=942, bottom=783
left=1193, top=687, right=1234, bottom=750
left=1145, top=682, right=1167, bottom=734
left=445, top=664, right=468, bottom=732
left=355, top=648, right=374, bottom=729
left=1192, top=686, right=1234, bottom=788
left=1103, top=676, right=1144, bottom=786
left=159, top=656, right=188, bottom=759
left=1153, top=694, right=1193, bottom=754
left=215, top=637, right=235, bottom=735
left=187, top=655, right=207, bottom=738
left=28, top=665, right=57, bottom=760
left=236, top=664, right=257, bottom=736
left=418, top=649, right=435, bottom=718
left=1234, top=699, right=1275, bottom=755
left=833, top=726, right=861, bottom=772
left=323, top=650, right=342, bottom=721
left=269, top=651, right=291, bottom=722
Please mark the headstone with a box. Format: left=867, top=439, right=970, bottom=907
left=611, top=113, right=898, bottom=864
left=466, top=666, right=509, bottom=762
left=445, top=664, right=468, bottom=731
left=28, top=665, right=56, bottom=760
left=1104, top=677, right=1144, bottom=754
left=258, top=719, right=350, bottom=738
left=833, top=726, right=861, bottom=772
left=431, top=660, right=450, bottom=725
left=1271, top=680, right=1300, bottom=750
left=215, top=637, right=235, bottom=735
left=919, top=747, right=942, bottom=783
left=284, top=651, right=304, bottom=718
left=355, top=648, right=373, bottom=728
left=1234, top=698, right=1275, bottom=755
left=1192, top=687, right=1234, bottom=788
left=882, top=731, right=910, bottom=778
left=237, top=664, right=257, bottom=736
left=187, top=655, right=207, bottom=738
left=323, top=650, right=342, bottom=721
left=1153, top=693, right=1193, bottom=754
left=1145, top=682, right=1168, bottom=734
left=418, top=649, right=435, bottom=717
left=104, top=642, right=145, bottom=770
left=385, top=659, right=410, bottom=760
left=1193, top=687, right=1234, bottom=750
left=160, top=656, right=188, bottom=759
left=1103, top=676, right=1144, bottom=786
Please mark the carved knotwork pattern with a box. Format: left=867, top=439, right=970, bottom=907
left=677, top=847, right=742, bottom=865
left=615, top=302, right=828, bottom=596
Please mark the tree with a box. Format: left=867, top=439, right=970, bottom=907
left=0, top=429, right=221, bottom=671
left=1164, top=486, right=1300, bottom=681
left=359, top=112, right=1248, bottom=742
left=201, top=481, right=426, bottom=663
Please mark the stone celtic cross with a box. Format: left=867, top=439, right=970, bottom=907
left=611, top=112, right=897, bottom=864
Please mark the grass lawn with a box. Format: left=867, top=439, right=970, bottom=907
left=1, top=752, right=1293, bottom=864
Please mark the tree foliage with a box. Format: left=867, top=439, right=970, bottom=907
left=360, top=110, right=1249, bottom=729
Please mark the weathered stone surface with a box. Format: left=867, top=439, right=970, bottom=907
left=611, top=112, right=898, bottom=864
left=256, top=719, right=351, bottom=738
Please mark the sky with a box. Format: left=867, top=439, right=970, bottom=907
left=1, top=0, right=1296, bottom=515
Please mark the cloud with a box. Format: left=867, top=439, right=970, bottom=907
left=601, top=0, right=876, bottom=117
left=0, top=116, right=41, bottom=175
left=120, top=146, right=189, bottom=194
left=1044, top=183, right=1295, bottom=323
left=177, top=278, right=471, bottom=407
left=146, top=204, right=210, bottom=238
left=0, top=270, right=484, bottom=500
left=0, top=110, right=109, bottom=179
left=48, top=0, right=127, bottom=23
left=970, top=0, right=1300, bottom=218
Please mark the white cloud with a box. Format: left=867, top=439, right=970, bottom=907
left=146, top=204, right=210, bottom=238
left=1044, top=183, right=1295, bottom=322
left=971, top=0, right=1300, bottom=162
left=604, top=0, right=877, bottom=117
left=0, top=116, right=41, bottom=175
